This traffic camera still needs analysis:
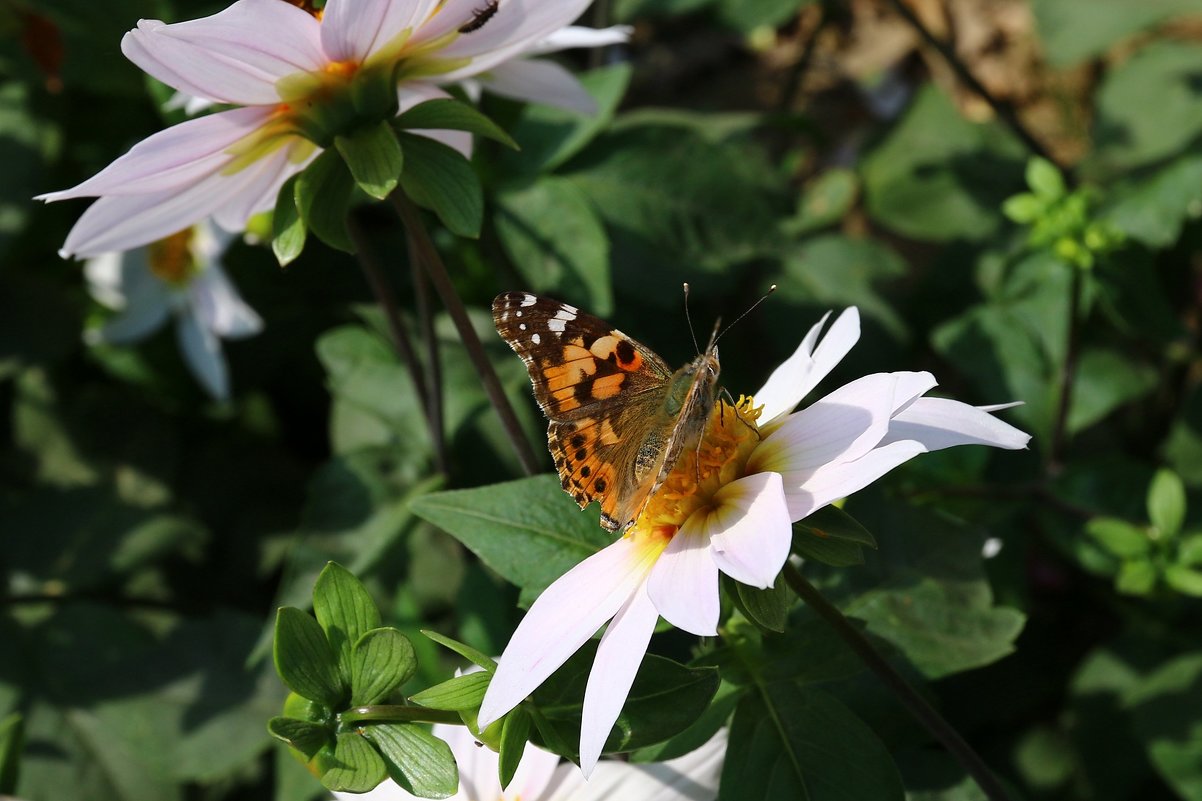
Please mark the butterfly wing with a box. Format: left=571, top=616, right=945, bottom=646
left=493, top=292, right=676, bottom=530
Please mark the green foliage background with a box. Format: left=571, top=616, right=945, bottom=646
left=3, top=0, right=1202, bottom=799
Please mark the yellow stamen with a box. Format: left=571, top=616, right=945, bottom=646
left=147, top=228, right=198, bottom=285
left=628, top=396, right=763, bottom=539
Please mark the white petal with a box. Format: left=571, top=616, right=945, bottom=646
left=785, top=440, right=927, bottom=520
left=480, top=58, right=597, bottom=114
left=880, top=397, right=1031, bottom=451
left=646, top=525, right=719, bottom=637
left=890, top=370, right=939, bottom=416
left=87, top=296, right=171, bottom=346
left=522, top=25, right=632, bottom=57
left=83, top=251, right=130, bottom=308
left=579, top=581, right=660, bottom=776
left=707, top=472, right=792, bottom=588
left=477, top=536, right=662, bottom=728
left=176, top=311, right=230, bottom=400
left=37, top=107, right=273, bottom=200
left=190, top=265, right=262, bottom=339
left=756, top=308, right=859, bottom=429
left=121, top=0, right=324, bottom=105
left=549, top=729, right=727, bottom=801
left=749, top=372, right=902, bottom=480
left=322, top=0, right=439, bottom=63
left=505, top=740, right=562, bottom=801
left=434, top=0, right=593, bottom=80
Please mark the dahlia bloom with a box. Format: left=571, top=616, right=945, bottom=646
left=83, top=221, right=262, bottom=400
left=478, top=307, right=1030, bottom=773
left=39, top=0, right=626, bottom=258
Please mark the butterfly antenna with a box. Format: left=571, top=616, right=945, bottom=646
left=683, top=282, right=702, bottom=356
left=713, top=284, right=777, bottom=346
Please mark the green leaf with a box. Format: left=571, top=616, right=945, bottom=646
left=792, top=523, right=865, bottom=567
left=365, top=723, right=458, bottom=799
left=317, top=732, right=387, bottom=793
left=1089, top=41, right=1202, bottom=175
left=1033, top=0, right=1199, bottom=66
left=533, top=643, right=720, bottom=756
left=630, top=680, right=742, bottom=763
left=736, top=574, right=791, bottom=633
left=411, top=475, right=612, bottom=606
left=1002, top=193, right=1044, bottom=224
left=788, top=167, right=858, bottom=235
left=1026, top=157, right=1066, bottom=199
left=394, top=98, right=518, bottom=149
left=494, top=176, right=613, bottom=316
left=1126, top=651, right=1202, bottom=800
left=1067, top=348, right=1157, bottom=434
left=421, top=630, right=498, bottom=672
left=1085, top=517, right=1150, bottom=558
left=1165, top=566, right=1202, bottom=597
left=720, top=682, right=904, bottom=801
left=410, top=671, right=492, bottom=711
left=272, top=173, right=306, bottom=265
left=314, top=562, right=383, bottom=689
left=267, top=717, right=331, bottom=759
left=295, top=149, right=356, bottom=252
left=500, top=64, right=632, bottom=175
left=0, top=713, right=23, bottom=795
left=351, top=628, right=417, bottom=706
left=1179, top=535, right=1202, bottom=567
left=797, top=506, right=878, bottom=547
left=1116, top=559, right=1158, bottom=595
left=336, top=121, right=404, bottom=200
left=499, top=706, right=533, bottom=790
left=1148, top=468, right=1187, bottom=538
left=1102, top=153, right=1202, bottom=247
left=398, top=132, right=483, bottom=237
left=862, top=84, right=1024, bottom=241
left=274, top=607, right=346, bottom=707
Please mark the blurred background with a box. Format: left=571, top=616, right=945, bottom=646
left=2, top=0, right=1202, bottom=799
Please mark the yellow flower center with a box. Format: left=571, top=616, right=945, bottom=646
left=147, top=228, right=199, bottom=286
left=627, top=396, right=763, bottom=541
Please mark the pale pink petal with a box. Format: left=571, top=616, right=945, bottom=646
left=786, top=440, right=928, bottom=520
left=322, top=0, right=439, bottom=63
left=176, top=311, right=229, bottom=399
left=209, top=144, right=307, bottom=231
left=579, top=581, right=660, bottom=776
left=406, top=0, right=492, bottom=46
left=706, top=472, right=792, bottom=588
left=398, top=84, right=473, bottom=157
left=521, top=25, right=631, bottom=57
left=481, top=59, right=597, bottom=113
left=37, top=107, right=274, bottom=200
left=756, top=308, right=859, bottom=429
left=190, top=265, right=262, bottom=339
left=547, top=729, right=727, bottom=801
left=646, top=526, right=719, bottom=637
left=880, top=397, right=1031, bottom=451
left=477, top=536, right=662, bottom=729
left=86, top=295, right=171, bottom=346
left=749, top=372, right=902, bottom=480
left=435, top=0, right=594, bottom=80
left=121, top=0, right=324, bottom=105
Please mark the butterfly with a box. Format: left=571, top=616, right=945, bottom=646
left=493, top=292, right=720, bottom=532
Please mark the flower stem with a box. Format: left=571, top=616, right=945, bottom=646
left=340, top=705, right=463, bottom=726
left=348, top=217, right=448, bottom=474
left=781, top=563, right=1013, bottom=801
left=389, top=191, right=540, bottom=476
left=409, top=232, right=446, bottom=474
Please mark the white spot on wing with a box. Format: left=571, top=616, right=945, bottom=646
left=520, top=294, right=537, bottom=307
left=561, top=304, right=579, bottom=315
left=555, top=308, right=576, bottom=322
left=518, top=323, right=526, bottom=330
left=548, top=317, right=566, bottom=333
left=531, top=333, right=541, bottom=344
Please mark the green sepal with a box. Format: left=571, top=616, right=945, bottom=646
left=267, top=716, right=332, bottom=760
left=364, top=723, right=459, bottom=799
left=316, top=731, right=387, bottom=793
left=734, top=573, right=790, bottom=633
left=351, top=627, right=418, bottom=706
left=336, top=121, right=405, bottom=200
left=498, top=705, right=532, bottom=790
left=274, top=606, right=346, bottom=707
left=397, top=132, right=483, bottom=238
left=295, top=149, right=356, bottom=252
left=394, top=98, right=519, bottom=149
left=272, top=173, right=306, bottom=266
left=421, top=630, right=497, bottom=671
left=410, top=671, right=491, bottom=711
left=314, top=562, right=383, bottom=689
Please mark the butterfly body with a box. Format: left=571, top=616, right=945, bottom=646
left=493, top=292, right=720, bottom=532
